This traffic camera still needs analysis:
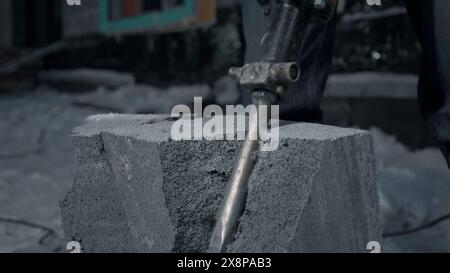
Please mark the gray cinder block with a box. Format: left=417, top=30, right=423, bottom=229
left=61, top=114, right=381, bottom=253
left=229, top=124, right=381, bottom=253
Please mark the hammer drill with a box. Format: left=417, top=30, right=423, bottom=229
left=209, top=0, right=336, bottom=253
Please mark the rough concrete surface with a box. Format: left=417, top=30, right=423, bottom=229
left=61, top=114, right=381, bottom=253
left=229, top=124, right=380, bottom=253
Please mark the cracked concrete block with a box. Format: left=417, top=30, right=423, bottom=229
left=229, top=125, right=381, bottom=253
left=61, top=114, right=381, bottom=253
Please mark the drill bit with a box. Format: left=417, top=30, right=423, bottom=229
left=208, top=91, right=277, bottom=253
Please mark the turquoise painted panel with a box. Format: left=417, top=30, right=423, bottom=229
left=100, top=0, right=195, bottom=34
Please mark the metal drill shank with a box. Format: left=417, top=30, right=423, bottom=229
left=209, top=92, right=277, bottom=253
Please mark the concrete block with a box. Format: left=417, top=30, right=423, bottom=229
left=61, top=114, right=381, bottom=253
left=229, top=124, right=381, bottom=252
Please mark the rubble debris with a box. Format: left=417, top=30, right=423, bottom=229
left=73, top=84, right=211, bottom=114
left=38, top=69, right=135, bottom=90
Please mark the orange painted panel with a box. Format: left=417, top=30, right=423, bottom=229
left=123, top=0, right=140, bottom=17
left=197, top=0, right=216, bottom=23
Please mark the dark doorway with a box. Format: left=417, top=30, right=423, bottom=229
left=12, top=0, right=62, bottom=48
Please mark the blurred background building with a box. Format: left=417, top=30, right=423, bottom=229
left=1, top=0, right=449, bottom=253
left=0, top=0, right=429, bottom=146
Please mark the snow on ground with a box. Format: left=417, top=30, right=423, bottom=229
left=0, top=86, right=449, bottom=252
left=0, top=88, right=97, bottom=252
left=372, top=128, right=450, bottom=253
